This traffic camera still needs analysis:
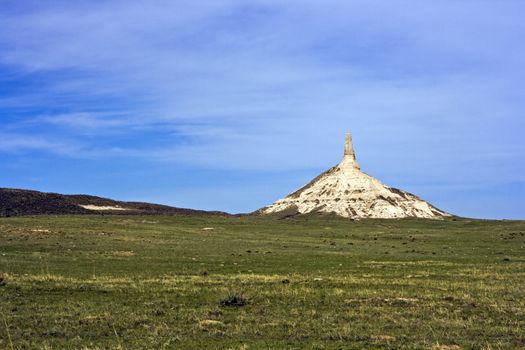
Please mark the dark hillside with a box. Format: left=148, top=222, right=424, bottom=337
left=0, top=188, right=228, bottom=217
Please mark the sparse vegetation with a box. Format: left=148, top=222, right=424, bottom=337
left=0, top=215, right=524, bottom=349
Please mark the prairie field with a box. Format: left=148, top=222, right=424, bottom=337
left=0, top=215, right=524, bottom=349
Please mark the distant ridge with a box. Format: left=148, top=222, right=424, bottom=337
left=0, top=188, right=229, bottom=217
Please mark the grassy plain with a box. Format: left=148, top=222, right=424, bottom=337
left=0, top=215, right=524, bottom=349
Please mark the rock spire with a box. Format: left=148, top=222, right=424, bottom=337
left=342, top=132, right=359, bottom=169
left=259, top=133, right=450, bottom=219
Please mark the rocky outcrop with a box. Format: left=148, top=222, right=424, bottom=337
left=259, top=133, right=450, bottom=219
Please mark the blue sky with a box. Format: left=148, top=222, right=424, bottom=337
left=0, top=0, right=524, bottom=219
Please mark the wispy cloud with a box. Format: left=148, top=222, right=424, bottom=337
left=0, top=132, right=80, bottom=156
left=34, top=113, right=129, bottom=130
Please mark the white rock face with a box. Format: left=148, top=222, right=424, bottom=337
left=79, top=204, right=130, bottom=211
left=260, top=133, right=450, bottom=219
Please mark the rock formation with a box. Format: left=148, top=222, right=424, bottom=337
left=259, top=133, right=450, bottom=219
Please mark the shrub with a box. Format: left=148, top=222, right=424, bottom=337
left=219, top=294, right=249, bottom=307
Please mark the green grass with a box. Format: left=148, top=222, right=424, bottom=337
left=0, top=215, right=524, bottom=349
